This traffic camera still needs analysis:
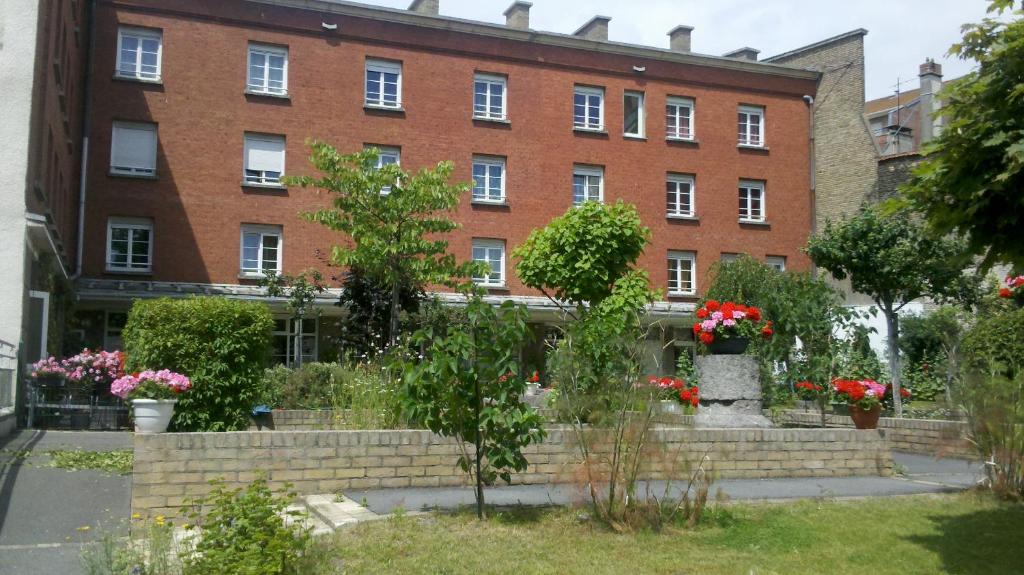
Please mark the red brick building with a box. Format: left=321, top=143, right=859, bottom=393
left=73, top=0, right=820, bottom=367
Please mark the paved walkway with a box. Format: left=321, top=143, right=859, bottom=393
left=0, top=430, right=132, bottom=575
left=342, top=452, right=984, bottom=515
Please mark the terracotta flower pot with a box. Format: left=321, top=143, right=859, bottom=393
left=707, top=337, right=750, bottom=355
left=849, top=404, right=881, bottom=430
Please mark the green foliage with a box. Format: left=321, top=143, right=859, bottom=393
left=901, top=353, right=946, bottom=402
left=81, top=516, right=180, bottom=575
left=675, top=348, right=696, bottom=382
left=334, top=267, right=423, bottom=360
left=123, top=297, right=274, bottom=431
left=900, top=5, right=1024, bottom=270
left=290, top=144, right=482, bottom=344
left=957, top=372, right=1024, bottom=499
left=48, top=449, right=133, bottom=475
left=899, top=307, right=966, bottom=365
left=962, top=306, right=1024, bottom=380
left=183, top=478, right=313, bottom=575
left=513, top=201, right=652, bottom=308
left=400, top=296, right=545, bottom=515
left=261, top=269, right=326, bottom=322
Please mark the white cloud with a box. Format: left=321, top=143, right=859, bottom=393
left=364, top=0, right=992, bottom=99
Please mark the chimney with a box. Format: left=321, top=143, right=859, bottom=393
left=723, top=47, right=760, bottom=61
left=667, top=25, right=693, bottom=52
left=408, top=0, right=439, bottom=16
left=918, top=58, right=943, bottom=144
left=504, top=1, right=531, bottom=30
left=573, top=16, right=611, bottom=42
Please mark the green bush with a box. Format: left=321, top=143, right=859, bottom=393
left=962, top=306, right=1024, bottom=379
left=123, top=297, right=274, bottom=431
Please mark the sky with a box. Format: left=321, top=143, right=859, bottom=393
left=364, top=0, right=994, bottom=100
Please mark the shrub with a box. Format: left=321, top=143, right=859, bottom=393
left=123, top=297, right=274, bottom=431
left=962, top=306, right=1024, bottom=379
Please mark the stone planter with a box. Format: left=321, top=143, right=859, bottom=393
left=131, top=399, right=177, bottom=433
left=849, top=404, right=881, bottom=430
left=694, top=354, right=772, bottom=428
left=659, top=400, right=681, bottom=414
left=525, top=382, right=541, bottom=396
left=706, top=337, right=749, bottom=355
left=795, top=400, right=821, bottom=413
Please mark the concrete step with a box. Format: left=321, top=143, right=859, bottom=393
left=303, top=494, right=382, bottom=530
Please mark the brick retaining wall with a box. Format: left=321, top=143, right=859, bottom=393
left=133, top=426, right=892, bottom=518
left=779, top=411, right=973, bottom=458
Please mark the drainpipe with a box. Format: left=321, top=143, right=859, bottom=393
left=803, top=94, right=816, bottom=278
left=73, top=0, right=97, bottom=279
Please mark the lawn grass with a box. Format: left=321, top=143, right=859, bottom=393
left=325, top=493, right=1023, bottom=575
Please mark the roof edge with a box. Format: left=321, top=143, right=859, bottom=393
left=763, top=28, right=868, bottom=63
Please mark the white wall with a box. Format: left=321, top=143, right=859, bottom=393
left=0, top=1, right=39, bottom=353
left=846, top=302, right=926, bottom=363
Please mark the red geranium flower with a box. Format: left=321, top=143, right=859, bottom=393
left=692, top=322, right=701, bottom=334
left=699, top=332, right=714, bottom=345
left=1000, top=287, right=1012, bottom=298
left=747, top=307, right=761, bottom=321
left=705, top=300, right=720, bottom=312
left=679, top=389, right=692, bottom=402
left=696, top=308, right=709, bottom=319
left=529, top=371, right=540, bottom=383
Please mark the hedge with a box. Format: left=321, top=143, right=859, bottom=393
left=122, top=297, right=274, bottom=431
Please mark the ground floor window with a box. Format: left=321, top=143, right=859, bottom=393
left=271, top=317, right=318, bottom=366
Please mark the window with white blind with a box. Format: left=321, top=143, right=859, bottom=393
left=247, top=44, right=288, bottom=95
left=472, top=239, right=505, bottom=287
left=473, top=73, right=507, bottom=120
left=110, top=122, right=157, bottom=176
left=623, top=91, right=644, bottom=137
left=240, top=224, right=282, bottom=276
left=738, top=105, right=765, bottom=147
left=472, top=156, right=506, bottom=203
left=766, top=256, right=786, bottom=272
left=243, top=134, right=285, bottom=185
left=739, top=180, right=766, bottom=222
left=106, top=217, right=153, bottom=273
left=573, top=86, right=604, bottom=131
left=573, top=165, right=603, bottom=205
left=116, top=27, right=162, bottom=81
left=365, top=59, right=402, bottom=108
left=666, top=96, right=694, bottom=140
left=667, top=251, right=696, bottom=295
left=666, top=174, right=695, bottom=217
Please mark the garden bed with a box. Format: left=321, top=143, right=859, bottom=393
left=777, top=410, right=972, bottom=458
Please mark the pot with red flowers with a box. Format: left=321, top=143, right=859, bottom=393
left=793, top=380, right=826, bottom=412
left=644, top=376, right=700, bottom=414
left=691, top=300, right=773, bottom=355
left=831, top=378, right=885, bottom=429
left=111, top=369, right=192, bottom=433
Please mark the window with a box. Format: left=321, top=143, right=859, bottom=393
left=472, top=239, right=505, bottom=287
left=573, top=86, right=604, bottom=131
left=666, top=174, right=694, bottom=217
left=104, top=311, right=128, bottom=352
left=272, top=317, right=317, bottom=367
left=116, top=27, right=161, bottom=81
left=368, top=146, right=400, bottom=194
left=720, top=252, right=740, bottom=263
left=666, top=96, right=694, bottom=140
left=240, top=224, right=282, bottom=276
left=110, top=121, right=157, bottom=176
left=766, top=256, right=786, bottom=272
left=106, top=217, right=152, bottom=272
left=667, top=251, right=696, bottom=295
left=365, top=59, right=402, bottom=108
left=623, top=91, right=644, bottom=137
left=247, top=44, right=287, bottom=95
left=738, top=105, right=764, bottom=147
left=572, top=165, right=603, bottom=205
left=473, top=73, right=507, bottom=120
left=739, top=180, right=765, bottom=222
left=243, top=134, right=285, bottom=185
left=472, top=156, right=505, bottom=203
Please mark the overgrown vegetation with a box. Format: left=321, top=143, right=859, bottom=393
left=48, top=449, right=133, bottom=475
left=123, top=297, right=274, bottom=432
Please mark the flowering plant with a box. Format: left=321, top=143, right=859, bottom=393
left=61, top=349, right=125, bottom=388
left=794, top=380, right=824, bottom=401
left=831, top=378, right=885, bottom=410
left=882, top=383, right=911, bottom=409
left=111, top=369, right=192, bottom=400
left=30, top=357, right=67, bottom=379
left=691, top=300, right=772, bottom=346
left=999, top=274, right=1024, bottom=303
left=644, top=376, right=700, bottom=409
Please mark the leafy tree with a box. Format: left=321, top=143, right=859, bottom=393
left=806, top=206, right=978, bottom=415
left=400, top=296, right=545, bottom=519
left=334, top=267, right=423, bottom=360
left=261, top=269, right=326, bottom=367
left=901, top=3, right=1024, bottom=270
left=289, top=144, right=481, bottom=346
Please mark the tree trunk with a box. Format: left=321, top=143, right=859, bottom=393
left=474, top=374, right=485, bottom=519
left=389, top=277, right=401, bottom=348
left=884, top=306, right=904, bottom=417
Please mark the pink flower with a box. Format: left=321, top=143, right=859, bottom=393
left=723, top=319, right=737, bottom=327
left=700, top=320, right=717, bottom=332
left=711, top=311, right=724, bottom=321
left=732, top=311, right=746, bottom=319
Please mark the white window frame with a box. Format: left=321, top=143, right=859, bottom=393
left=471, top=156, right=506, bottom=203
left=110, top=121, right=157, bottom=176
left=720, top=253, right=740, bottom=263
left=243, top=133, right=286, bottom=186
left=766, top=256, right=786, bottom=272
left=365, top=59, right=402, bottom=109
left=367, top=145, right=401, bottom=194
left=115, top=27, right=162, bottom=81
left=572, top=165, right=604, bottom=205
left=106, top=217, right=153, bottom=273
left=473, top=73, right=507, bottom=121
left=272, top=316, right=318, bottom=367
left=667, top=251, right=696, bottom=296
left=623, top=91, right=645, bottom=138
left=738, top=104, right=765, bottom=147
left=739, top=180, right=766, bottom=223
left=666, top=174, right=695, bottom=218
left=239, top=224, right=283, bottom=277
left=666, top=96, right=695, bottom=141
left=573, top=85, right=604, bottom=131
left=472, top=238, right=506, bottom=287
left=247, top=43, right=288, bottom=96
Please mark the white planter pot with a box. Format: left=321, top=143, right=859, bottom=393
left=525, top=382, right=541, bottom=396
left=659, top=400, right=681, bottom=414
left=131, top=399, right=177, bottom=433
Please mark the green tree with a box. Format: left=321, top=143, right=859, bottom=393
left=901, top=3, right=1024, bottom=270
left=261, top=269, right=326, bottom=367
left=289, top=144, right=481, bottom=346
left=334, top=267, right=423, bottom=360
left=400, top=296, right=545, bottom=519
left=806, top=206, right=977, bottom=415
